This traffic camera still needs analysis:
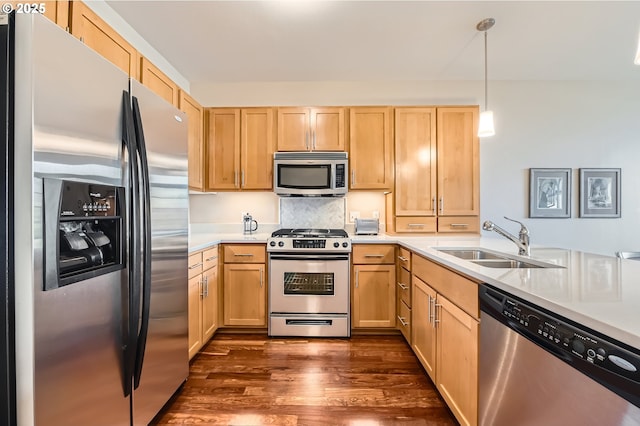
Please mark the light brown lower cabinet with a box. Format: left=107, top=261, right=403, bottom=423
left=188, top=246, right=219, bottom=359
left=351, top=245, right=396, bottom=328
left=222, top=244, right=267, bottom=327
left=412, top=254, right=479, bottom=426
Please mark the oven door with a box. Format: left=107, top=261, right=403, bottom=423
left=269, top=253, right=350, bottom=314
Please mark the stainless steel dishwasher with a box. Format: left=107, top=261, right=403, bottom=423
left=479, top=284, right=640, bottom=425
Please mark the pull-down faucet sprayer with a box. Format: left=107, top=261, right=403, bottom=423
left=482, top=216, right=530, bottom=256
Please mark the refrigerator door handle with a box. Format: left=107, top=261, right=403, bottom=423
left=122, top=90, right=141, bottom=398
left=131, top=96, right=152, bottom=390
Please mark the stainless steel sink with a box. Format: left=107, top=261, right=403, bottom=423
left=469, top=259, right=542, bottom=268
left=435, top=249, right=506, bottom=260
left=435, top=247, right=563, bottom=269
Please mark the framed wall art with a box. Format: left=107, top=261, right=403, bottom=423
left=529, top=168, right=571, bottom=218
left=579, top=168, right=621, bottom=218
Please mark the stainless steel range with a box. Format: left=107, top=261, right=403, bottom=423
left=268, top=228, right=351, bottom=337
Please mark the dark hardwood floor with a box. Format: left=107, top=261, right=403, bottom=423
left=151, top=334, right=458, bottom=425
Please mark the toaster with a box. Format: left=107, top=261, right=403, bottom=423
left=355, top=218, right=379, bottom=235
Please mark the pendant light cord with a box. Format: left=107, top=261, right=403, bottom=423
left=484, top=30, right=488, bottom=111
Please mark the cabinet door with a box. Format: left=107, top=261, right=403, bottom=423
left=394, top=107, right=437, bottom=216
left=277, top=107, right=310, bottom=151
left=70, top=2, right=139, bottom=79
left=140, top=57, right=179, bottom=107
left=436, top=107, right=479, bottom=216
left=207, top=108, right=240, bottom=190
left=188, top=274, right=202, bottom=360
left=179, top=91, right=204, bottom=191
left=412, top=276, right=437, bottom=381
left=352, top=264, right=396, bottom=328
left=241, top=108, right=274, bottom=190
left=311, top=107, right=345, bottom=151
left=349, top=107, right=393, bottom=190
left=201, top=265, right=218, bottom=342
left=223, top=263, right=266, bottom=326
left=436, top=295, right=479, bottom=426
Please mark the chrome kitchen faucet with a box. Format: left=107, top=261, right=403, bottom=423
left=483, top=217, right=530, bottom=256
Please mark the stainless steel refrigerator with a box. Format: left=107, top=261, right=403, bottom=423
left=1, top=12, right=189, bottom=426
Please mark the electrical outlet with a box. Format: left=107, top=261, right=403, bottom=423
left=349, top=211, right=360, bottom=222
left=372, top=210, right=379, bottom=219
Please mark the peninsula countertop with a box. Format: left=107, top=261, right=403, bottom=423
left=189, top=231, right=640, bottom=351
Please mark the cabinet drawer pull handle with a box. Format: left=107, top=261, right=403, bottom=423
left=428, top=295, right=432, bottom=325
left=260, top=267, right=264, bottom=288
left=439, top=197, right=444, bottom=214
left=407, top=223, right=425, bottom=228
left=351, top=170, right=355, bottom=185
left=234, top=171, right=238, bottom=188
left=189, top=262, right=203, bottom=269
left=397, top=282, right=409, bottom=290
left=203, top=276, right=209, bottom=297
left=205, top=256, right=218, bottom=262
left=234, top=253, right=254, bottom=257
left=199, top=278, right=204, bottom=297
left=432, top=197, right=436, bottom=213
left=355, top=270, right=359, bottom=288
left=364, top=254, right=385, bottom=258
left=449, top=223, right=469, bottom=228
left=398, top=255, right=408, bottom=262
left=397, top=316, right=408, bottom=326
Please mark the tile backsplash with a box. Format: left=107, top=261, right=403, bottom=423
left=280, top=198, right=345, bottom=229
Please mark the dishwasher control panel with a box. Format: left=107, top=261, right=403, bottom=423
left=502, top=298, right=639, bottom=380
left=480, top=283, right=640, bottom=408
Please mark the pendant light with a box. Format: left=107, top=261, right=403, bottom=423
left=477, top=18, right=495, bottom=137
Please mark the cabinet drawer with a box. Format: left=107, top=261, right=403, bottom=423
left=202, top=246, right=219, bottom=271
left=413, top=254, right=479, bottom=318
left=398, top=246, right=411, bottom=271
left=437, top=216, right=480, bottom=233
left=397, top=300, right=411, bottom=343
left=188, top=252, right=203, bottom=279
left=223, top=244, right=266, bottom=263
left=395, top=216, right=437, bottom=233
left=397, top=267, right=411, bottom=308
left=352, top=244, right=395, bottom=264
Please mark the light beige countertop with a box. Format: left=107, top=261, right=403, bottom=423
left=189, top=230, right=640, bottom=350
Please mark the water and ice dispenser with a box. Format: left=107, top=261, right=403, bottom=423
left=44, top=179, right=124, bottom=290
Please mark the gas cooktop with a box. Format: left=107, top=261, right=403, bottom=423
left=268, top=228, right=351, bottom=253
left=271, top=228, right=349, bottom=238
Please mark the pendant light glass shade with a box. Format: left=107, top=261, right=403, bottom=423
left=478, top=110, right=495, bottom=137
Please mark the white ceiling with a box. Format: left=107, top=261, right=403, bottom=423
left=106, top=1, right=640, bottom=84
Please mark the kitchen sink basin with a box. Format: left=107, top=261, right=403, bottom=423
left=435, top=247, right=563, bottom=269
left=469, top=259, right=542, bottom=268
left=435, top=249, right=506, bottom=260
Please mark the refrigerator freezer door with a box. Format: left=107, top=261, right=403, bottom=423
left=18, top=14, right=131, bottom=426
left=130, top=80, right=188, bottom=425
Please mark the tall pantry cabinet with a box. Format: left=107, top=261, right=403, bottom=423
left=387, top=106, right=479, bottom=234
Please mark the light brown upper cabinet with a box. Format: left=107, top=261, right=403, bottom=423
left=179, top=91, right=205, bottom=191
left=436, top=107, right=480, bottom=232
left=6, top=1, right=69, bottom=28
left=140, top=57, right=179, bottom=107
left=70, top=1, right=139, bottom=79
left=277, top=107, right=345, bottom=151
left=387, top=106, right=479, bottom=234
left=349, top=107, right=394, bottom=190
left=206, top=108, right=275, bottom=191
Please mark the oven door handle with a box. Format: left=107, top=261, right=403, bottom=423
left=286, top=319, right=334, bottom=326
left=269, top=254, right=350, bottom=261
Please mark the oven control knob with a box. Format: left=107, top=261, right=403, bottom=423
left=269, top=241, right=276, bottom=247
left=342, top=242, right=349, bottom=248
left=278, top=241, right=285, bottom=247
left=334, top=242, right=340, bottom=248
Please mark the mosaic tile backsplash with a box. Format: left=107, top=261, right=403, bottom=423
left=280, top=198, right=345, bottom=229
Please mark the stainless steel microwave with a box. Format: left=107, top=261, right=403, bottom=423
left=273, top=151, right=348, bottom=196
